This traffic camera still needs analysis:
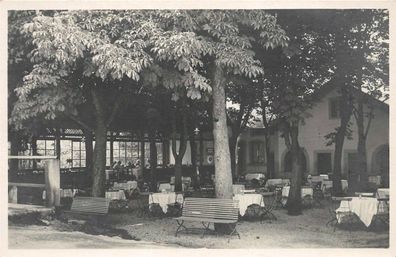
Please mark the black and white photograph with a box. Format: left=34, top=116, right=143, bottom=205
left=1, top=1, right=393, bottom=255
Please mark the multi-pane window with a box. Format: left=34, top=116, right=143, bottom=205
left=36, top=139, right=55, bottom=157
left=143, top=142, right=163, bottom=166
left=18, top=143, right=34, bottom=169
left=72, top=141, right=86, bottom=168
left=60, top=140, right=85, bottom=168
left=250, top=141, right=265, bottom=164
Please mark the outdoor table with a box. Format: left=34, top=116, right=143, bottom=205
left=105, top=190, right=126, bottom=200
left=319, top=174, right=329, bottom=180
left=265, top=179, right=283, bottom=188
left=112, top=181, right=138, bottom=191
left=281, top=186, right=313, bottom=205
left=376, top=188, right=389, bottom=199
left=308, top=175, right=325, bottom=184
left=233, top=193, right=265, bottom=216
left=245, top=173, right=265, bottom=181
left=232, top=184, right=246, bottom=195
left=149, top=192, right=184, bottom=214
left=336, top=197, right=379, bottom=227
left=321, top=180, right=348, bottom=192
left=158, top=183, right=173, bottom=192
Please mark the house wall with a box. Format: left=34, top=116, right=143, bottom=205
left=237, top=129, right=267, bottom=174
left=168, top=139, right=215, bottom=166
left=273, top=88, right=389, bottom=179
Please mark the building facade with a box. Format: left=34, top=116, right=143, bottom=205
left=237, top=86, right=389, bottom=185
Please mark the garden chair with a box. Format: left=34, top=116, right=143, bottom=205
left=260, top=192, right=277, bottom=222
left=326, top=196, right=355, bottom=232
left=372, top=197, right=389, bottom=226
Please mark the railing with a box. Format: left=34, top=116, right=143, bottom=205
left=8, top=156, right=60, bottom=207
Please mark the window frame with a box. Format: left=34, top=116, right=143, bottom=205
left=249, top=140, right=265, bottom=165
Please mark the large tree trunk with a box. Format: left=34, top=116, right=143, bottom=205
left=9, top=134, right=19, bottom=180
left=229, top=135, right=238, bottom=181
left=264, top=133, right=273, bottom=179
left=332, top=87, right=352, bottom=196
left=212, top=65, right=234, bottom=234
left=174, top=156, right=183, bottom=192
left=31, top=137, right=37, bottom=169
left=84, top=129, right=94, bottom=184
left=355, top=97, right=368, bottom=187
left=149, top=135, right=158, bottom=192
left=171, top=104, right=188, bottom=192
left=286, top=123, right=303, bottom=215
left=91, top=89, right=108, bottom=197
left=139, top=133, right=145, bottom=180
left=92, top=120, right=107, bottom=197
left=189, top=134, right=198, bottom=189
left=212, top=66, right=233, bottom=199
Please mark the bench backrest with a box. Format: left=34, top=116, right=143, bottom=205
left=181, top=197, right=239, bottom=222
left=70, top=197, right=111, bottom=215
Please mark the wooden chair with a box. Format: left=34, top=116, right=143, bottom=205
left=326, top=196, right=355, bottom=232
left=372, top=197, right=389, bottom=226
left=260, top=192, right=277, bottom=222
left=174, top=197, right=240, bottom=240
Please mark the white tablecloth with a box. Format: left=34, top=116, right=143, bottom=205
left=149, top=192, right=184, bottom=213
left=282, top=186, right=313, bottom=198
left=245, top=173, right=265, bottom=181
left=321, top=180, right=348, bottom=192
left=233, top=193, right=264, bottom=216
left=112, top=181, right=138, bottom=191
left=105, top=190, right=126, bottom=200
left=281, top=186, right=313, bottom=205
left=337, top=197, right=379, bottom=227
left=265, top=179, right=283, bottom=187
left=232, top=184, right=246, bottom=195
left=158, top=183, right=173, bottom=192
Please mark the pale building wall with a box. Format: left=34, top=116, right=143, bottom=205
left=273, top=88, right=389, bottom=179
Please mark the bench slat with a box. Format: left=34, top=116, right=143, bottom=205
left=69, top=197, right=110, bottom=216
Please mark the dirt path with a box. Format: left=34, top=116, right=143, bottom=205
left=9, top=225, right=182, bottom=249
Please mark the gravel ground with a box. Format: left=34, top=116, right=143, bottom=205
left=106, top=202, right=389, bottom=248
left=8, top=199, right=389, bottom=249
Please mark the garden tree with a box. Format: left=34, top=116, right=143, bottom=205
left=146, top=107, right=160, bottom=191
left=226, top=77, right=260, bottom=180
left=171, top=98, right=188, bottom=192
left=255, top=11, right=334, bottom=215
left=11, top=10, right=287, bottom=205
left=10, top=10, right=157, bottom=196
left=8, top=11, right=37, bottom=171
left=321, top=10, right=388, bottom=193
left=347, top=10, right=388, bottom=189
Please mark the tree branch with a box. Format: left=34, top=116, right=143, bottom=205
left=64, top=112, right=94, bottom=132
left=106, top=96, right=122, bottom=128
left=364, top=108, right=374, bottom=139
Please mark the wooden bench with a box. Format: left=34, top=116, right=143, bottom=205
left=65, top=197, right=111, bottom=223
left=174, top=197, right=240, bottom=239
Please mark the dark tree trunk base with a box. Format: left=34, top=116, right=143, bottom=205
left=214, top=223, right=236, bottom=235
left=286, top=201, right=302, bottom=216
